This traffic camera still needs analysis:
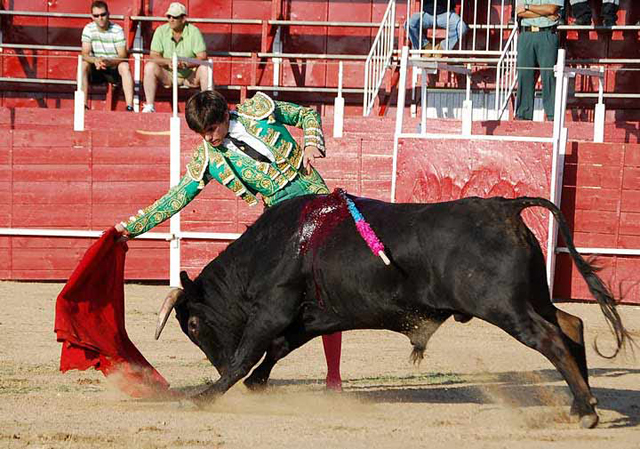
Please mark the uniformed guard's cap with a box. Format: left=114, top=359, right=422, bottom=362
left=166, top=2, right=187, bottom=16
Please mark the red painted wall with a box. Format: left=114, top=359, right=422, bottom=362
left=1, top=106, right=639, bottom=304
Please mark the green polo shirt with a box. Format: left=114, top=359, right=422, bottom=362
left=150, top=22, right=207, bottom=78
left=516, top=0, right=564, bottom=27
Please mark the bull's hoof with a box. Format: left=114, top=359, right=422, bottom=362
left=580, top=413, right=599, bottom=429
left=244, top=376, right=269, bottom=392
left=453, top=313, right=472, bottom=323
left=189, top=388, right=223, bottom=407
left=171, top=399, right=200, bottom=410
left=570, top=396, right=598, bottom=416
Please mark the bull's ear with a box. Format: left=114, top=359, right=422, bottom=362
left=180, top=270, right=197, bottom=299
left=180, top=270, right=192, bottom=287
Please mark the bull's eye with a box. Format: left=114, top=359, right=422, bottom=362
left=188, top=316, right=200, bottom=340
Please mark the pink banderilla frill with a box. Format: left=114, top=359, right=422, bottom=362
left=337, top=189, right=391, bottom=266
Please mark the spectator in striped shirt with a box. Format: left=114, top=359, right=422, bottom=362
left=81, top=1, right=134, bottom=111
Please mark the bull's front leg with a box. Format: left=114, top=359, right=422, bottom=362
left=194, top=339, right=269, bottom=403
left=244, top=330, right=316, bottom=391
left=193, top=299, right=299, bottom=403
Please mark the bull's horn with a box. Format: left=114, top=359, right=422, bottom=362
left=155, top=288, right=185, bottom=340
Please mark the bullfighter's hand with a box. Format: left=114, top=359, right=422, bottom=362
left=302, top=145, right=323, bottom=174
left=115, top=222, right=130, bottom=242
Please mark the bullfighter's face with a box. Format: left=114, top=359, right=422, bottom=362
left=200, top=111, right=230, bottom=147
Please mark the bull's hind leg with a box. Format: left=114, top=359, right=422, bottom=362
left=494, top=310, right=599, bottom=428
left=531, top=301, right=595, bottom=413
left=551, top=308, right=596, bottom=416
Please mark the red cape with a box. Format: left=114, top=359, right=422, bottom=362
left=54, top=227, right=171, bottom=398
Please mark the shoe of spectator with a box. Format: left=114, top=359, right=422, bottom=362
left=142, top=104, right=156, bottom=113
left=572, top=2, right=592, bottom=25
left=601, top=3, right=618, bottom=27
left=421, top=42, right=436, bottom=58
left=126, top=105, right=134, bottom=112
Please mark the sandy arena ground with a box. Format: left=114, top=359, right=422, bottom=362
left=1, top=281, right=639, bottom=449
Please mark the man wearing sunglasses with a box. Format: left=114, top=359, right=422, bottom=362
left=142, top=2, right=210, bottom=113
left=81, top=1, right=134, bottom=111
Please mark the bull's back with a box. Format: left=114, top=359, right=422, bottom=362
left=303, top=196, right=541, bottom=327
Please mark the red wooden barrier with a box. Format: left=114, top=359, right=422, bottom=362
left=1, top=109, right=639, bottom=304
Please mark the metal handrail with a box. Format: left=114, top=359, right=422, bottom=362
left=0, top=76, right=75, bottom=85
left=130, top=15, right=262, bottom=25
left=0, top=10, right=124, bottom=19
left=267, top=19, right=381, bottom=27
left=247, top=85, right=364, bottom=93
left=494, top=27, right=518, bottom=120
left=363, top=0, right=395, bottom=117
left=0, top=43, right=82, bottom=51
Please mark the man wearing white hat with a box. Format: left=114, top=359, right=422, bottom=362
left=142, top=2, right=210, bottom=112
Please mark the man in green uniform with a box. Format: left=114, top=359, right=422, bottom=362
left=115, top=90, right=343, bottom=390
left=515, top=0, right=563, bottom=121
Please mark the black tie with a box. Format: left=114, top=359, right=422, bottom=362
left=227, top=135, right=271, bottom=163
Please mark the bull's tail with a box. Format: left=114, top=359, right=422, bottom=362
left=513, top=196, right=633, bottom=358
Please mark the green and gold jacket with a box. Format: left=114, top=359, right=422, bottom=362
left=124, top=92, right=327, bottom=238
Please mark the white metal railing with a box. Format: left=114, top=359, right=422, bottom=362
left=494, top=26, right=518, bottom=120
left=408, top=0, right=514, bottom=58
left=363, top=0, right=396, bottom=116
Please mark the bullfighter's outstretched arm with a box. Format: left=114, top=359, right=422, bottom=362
left=122, top=173, right=208, bottom=238
left=273, top=100, right=326, bottom=157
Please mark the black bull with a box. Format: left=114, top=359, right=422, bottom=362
left=156, top=194, right=631, bottom=428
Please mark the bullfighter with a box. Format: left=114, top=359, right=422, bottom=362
left=115, top=90, right=343, bottom=390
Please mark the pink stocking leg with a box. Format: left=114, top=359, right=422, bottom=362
left=322, top=332, right=342, bottom=391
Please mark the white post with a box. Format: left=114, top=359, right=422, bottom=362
left=333, top=61, right=345, bottom=138
left=169, top=52, right=181, bottom=287
left=594, top=67, right=605, bottom=143
left=273, top=26, right=282, bottom=97
left=74, top=55, right=85, bottom=131
left=462, top=64, right=473, bottom=135
left=207, top=58, right=214, bottom=91
left=169, top=115, right=181, bottom=287
left=172, top=53, right=178, bottom=117
left=391, top=46, right=410, bottom=203
left=546, top=127, right=567, bottom=298
left=133, top=23, right=142, bottom=112
left=551, top=49, right=566, bottom=154
left=420, top=68, right=427, bottom=135
left=133, top=53, right=141, bottom=112
left=546, top=48, right=567, bottom=298
left=411, top=67, right=419, bottom=118
left=391, top=45, right=409, bottom=203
